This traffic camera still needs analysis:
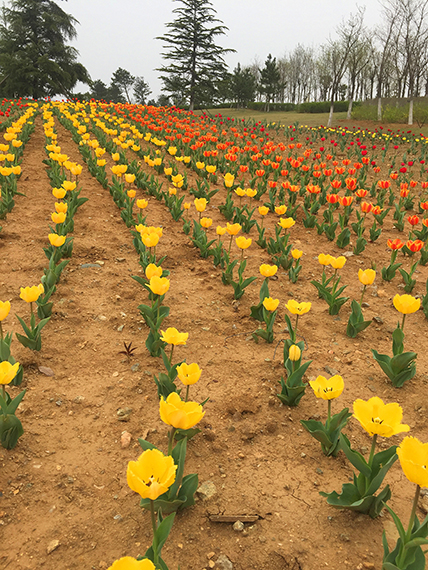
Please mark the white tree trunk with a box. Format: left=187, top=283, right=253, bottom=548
left=408, top=99, right=414, bottom=125
left=377, top=97, right=382, bottom=121
left=346, top=98, right=353, bottom=120
left=327, top=102, right=334, bottom=127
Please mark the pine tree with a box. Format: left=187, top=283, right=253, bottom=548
left=0, top=0, right=89, bottom=99
left=157, top=0, right=235, bottom=110
left=260, top=54, right=280, bottom=112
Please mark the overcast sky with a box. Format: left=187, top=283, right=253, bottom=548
left=51, top=0, right=383, bottom=99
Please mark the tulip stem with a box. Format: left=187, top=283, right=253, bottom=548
left=0, top=322, right=3, bottom=341
left=327, top=400, right=332, bottom=426
left=397, top=485, right=421, bottom=567
left=167, top=427, right=176, bottom=455
left=294, top=315, right=299, bottom=338
left=401, top=313, right=406, bottom=332
left=149, top=500, right=159, bottom=565
left=185, top=385, right=190, bottom=402
left=406, top=485, right=421, bottom=540
left=169, top=345, right=174, bottom=365
left=1, top=385, right=5, bottom=401
left=368, top=434, right=377, bottom=466
left=359, top=285, right=366, bottom=306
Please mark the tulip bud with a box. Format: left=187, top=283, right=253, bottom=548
left=288, top=345, right=301, bottom=361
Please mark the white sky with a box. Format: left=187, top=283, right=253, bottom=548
left=13, top=0, right=385, bottom=99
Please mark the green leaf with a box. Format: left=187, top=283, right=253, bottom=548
left=138, top=438, right=159, bottom=452
left=6, top=389, right=26, bottom=415
left=0, top=413, right=24, bottom=449
left=154, top=512, right=176, bottom=554
left=339, top=434, right=371, bottom=477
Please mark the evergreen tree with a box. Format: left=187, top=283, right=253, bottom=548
left=260, top=54, right=281, bottom=112
left=229, top=63, right=257, bottom=107
left=157, top=0, right=235, bottom=110
left=0, top=0, right=89, bottom=99
left=111, top=67, right=135, bottom=104
left=133, top=76, right=151, bottom=105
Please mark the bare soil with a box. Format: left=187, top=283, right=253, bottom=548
left=1, top=110, right=428, bottom=570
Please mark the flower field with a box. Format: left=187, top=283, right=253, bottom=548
left=1, top=99, right=428, bottom=570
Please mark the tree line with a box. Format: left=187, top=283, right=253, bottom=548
left=1, top=0, right=428, bottom=126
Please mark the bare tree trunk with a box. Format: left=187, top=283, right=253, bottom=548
left=347, top=98, right=353, bottom=119
left=377, top=96, right=382, bottom=121
left=408, top=98, right=414, bottom=124
left=327, top=101, right=334, bottom=127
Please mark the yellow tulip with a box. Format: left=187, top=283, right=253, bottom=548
left=112, top=153, right=120, bottom=161
left=194, top=198, right=207, bottom=213
left=137, top=199, right=148, bottom=209
left=127, top=190, right=136, bottom=198
left=148, top=276, right=170, bottom=296
left=0, top=300, right=11, bottom=321
left=275, top=205, right=287, bottom=215
left=97, top=159, right=106, bottom=167
left=224, top=173, right=235, bottom=188
left=196, top=161, right=205, bottom=170
left=318, top=253, right=333, bottom=266
left=235, top=236, right=252, bottom=250
left=20, top=284, right=44, bottom=303
left=353, top=396, right=410, bottom=437
left=51, top=212, right=66, bottom=224
left=160, top=327, right=188, bottom=346
left=263, top=297, right=279, bottom=312
left=141, top=233, right=159, bottom=248
left=393, top=294, right=421, bottom=315
left=52, top=187, right=66, bottom=200
left=285, top=299, right=311, bottom=315
left=168, top=146, right=177, bottom=156
left=62, top=180, right=76, bottom=192
left=291, top=249, right=303, bottom=260
left=226, top=222, right=241, bottom=236
left=330, top=256, right=346, bottom=269
left=258, top=206, right=269, bottom=216
left=159, top=392, right=205, bottom=430
left=397, top=436, right=428, bottom=488
left=246, top=188, right=257, bottom=198
left=55, top=202, right=68, bottom=214
left=127, top=449, right=176, bottom=501
left=216, top=226, right=227, bottom=236
left=288, top=344, right=301, bottom=361
left=206, top=165, right=216, bottom=174
left=234, top=187, right=246, bottom=197
left=278, top=217, right=295, bottom=230
left=145, top=264, right=162, bottom=280
left=0, top=361, right=20, bottom=385
left=176, top=362, right=202, bottom=385
left=200, top=217, right=212, bottom=229
left=183, top=202, right=191, bottom=210
left=259, top=264, right=278, bottom=277
left=107, top=558, right=155, bottom=570
left=358, top=269, right=376, bottom=285
left=309, top=375, right=344, bottom=400
left=171, top=173, right=184, bottom=188
left=125, top=173, right=135, bottom=184
left=48, top=233, right=66, bottom=247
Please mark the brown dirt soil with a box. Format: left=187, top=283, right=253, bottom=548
left=1, top=111, right=428, bottom=570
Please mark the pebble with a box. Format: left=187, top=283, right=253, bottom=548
left=196, top=481, right=217, bottom=500
left=120, top=431, right=132, bottom=448
left=373, top=316, right=383, bottom=324
left=324, top=366, right=339, bottom=376
left=216, top=554, right=233, bottom=570
left=96, top=315, right=107, bottom=321
left=130, top=363, right=140, bottom=372
left=46, top=539, right=60, bottom=554
left=116, top=257, right=126, bottom=262
left=117, top=408, right=132, bottom=422
left=232, top=521, right=244, bottom=532
left=80, top=263, right=102, bottom=269
left=117, top=325, right=125, bottom=332
left=94, top=260, right=105, bottom=266
left=38, top=366, right=55, bottom=377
